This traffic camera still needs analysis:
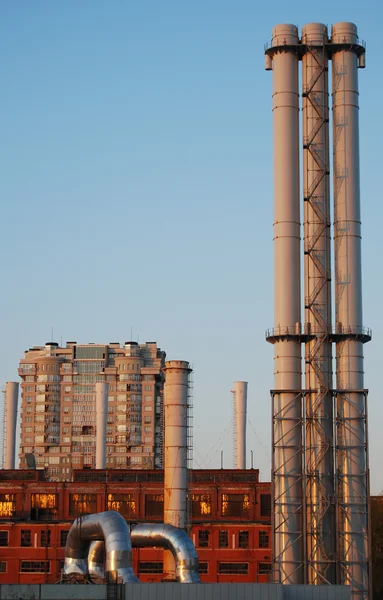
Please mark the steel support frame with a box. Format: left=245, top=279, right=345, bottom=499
left=302, top=37, right=335, bottom=585
left=334, top=387, right=370, bottom=600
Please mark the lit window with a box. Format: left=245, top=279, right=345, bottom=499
left=0, top=494, right=16, bottom=518
left=107, top=494, right=136, bottom=517
left=191, top=494, right=211, bottom=516
left=221, top=494, right=250, bottom=518
left=69, top=494, right=97, bottom=516
left=31, top=494, right=57, bottom=520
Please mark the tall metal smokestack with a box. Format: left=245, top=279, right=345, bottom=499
left=232, top=381, right=248, bottom=469
left=163, top=360, right=191, bottom=580
left=265, top=23, right=304, bottom=585
left=265, top=21, right=370, bottom=600
left=5, top=382, right=19, bottom=470
left=331, top=22, right=369, bottom=600
left=95, top=382, right=108, bottom=470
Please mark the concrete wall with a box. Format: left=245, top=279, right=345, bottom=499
left=0, top=584, right=350, bottom=600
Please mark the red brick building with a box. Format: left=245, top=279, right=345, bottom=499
left=0, top=468, right=271, bottom=584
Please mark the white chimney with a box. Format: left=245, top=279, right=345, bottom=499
left=5, top=382, right=19, bottom=469
left=163, top=360, right=191, bottom=579
left=232, top=381, right=248, bottom=469
left=95, top=382, right=108, bottom=469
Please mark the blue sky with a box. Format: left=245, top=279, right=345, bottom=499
left=1, top=0, right=382, bottom=491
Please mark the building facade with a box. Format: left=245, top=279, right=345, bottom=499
left=0, top=469, right=271, bottom=584
left=18, top=342, right=166, bottom=480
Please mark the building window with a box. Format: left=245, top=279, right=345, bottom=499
left=198, top=562, right=208, bottom=574
left=0, top=494, right=16, bottom=517
left=107, top=494, right=136, bottom=518
left=190, top=494, right=211, bottom=516
left=221, top=494, right=250, bottom=518
left=238, top=530, right=249, bottom=548
left=0, top=561, right=6, bottom=573
left=144, top=494, right=163, bottom=518
left=0, top=531, right=9, bottom=546
left=40, top=530, right=51, bottom=547
left=260, top=494, right=271, bottom=517
left=69, top=493, right=97, bottom=516
left=60, top=530, right=69, bottom=547
left=198, top=530, right=210, bottom=548
left=259, top=531, right=269, bottom=548
left=21, top=530, right=32, bottom=547
left=219, top=530, right=229, bottom=548
left=218, top=562, right=249, bottom=575
left=31, top=494, right=57, bottom=520
left=258, top=562, right=272, bottom=574
left=139, top=562, right=163, bottom=574
left=20, top=561, right=50, bottom=573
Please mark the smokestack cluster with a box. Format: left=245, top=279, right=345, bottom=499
left=265, top=22, right=370, bottom=600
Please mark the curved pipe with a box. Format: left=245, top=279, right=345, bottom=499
left=63, top=510, right=139, bottom=583
left=131, top=523, right=200, bottom=582
left=87, top=523, right=200, bottom=583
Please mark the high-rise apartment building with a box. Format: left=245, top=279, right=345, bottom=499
left=18, top=341, right=166, bottom=480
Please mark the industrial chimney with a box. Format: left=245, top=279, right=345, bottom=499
left=95, top=382, right=108, bottom=470
left=163, top=360, right=191, bottom=580
left=231, top=381, right=248, bottom=469
left=4, top=382, right=19, bottom=470
left=265, top=22, right=370, bottom=600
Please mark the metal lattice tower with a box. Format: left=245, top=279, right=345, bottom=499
left=302, top=25, right=335, bottom=585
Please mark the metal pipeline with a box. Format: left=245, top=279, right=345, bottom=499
left=87, top=523, right=200, bottom=583
left=132, top=523, right=200, bottom=582
left=63, top=510, right=139, bottom=583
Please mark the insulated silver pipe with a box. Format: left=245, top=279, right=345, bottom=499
left=87, top=523, right=201, bottom=583
left=63, top=510, right=139, bottom=583
left=96, top=382, right=108, bottom=470
left=131, top=523, right=200, bottom=583
left=4, top=382, right=18, bottom=470
left=332, top=21, right=369, bottom=600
